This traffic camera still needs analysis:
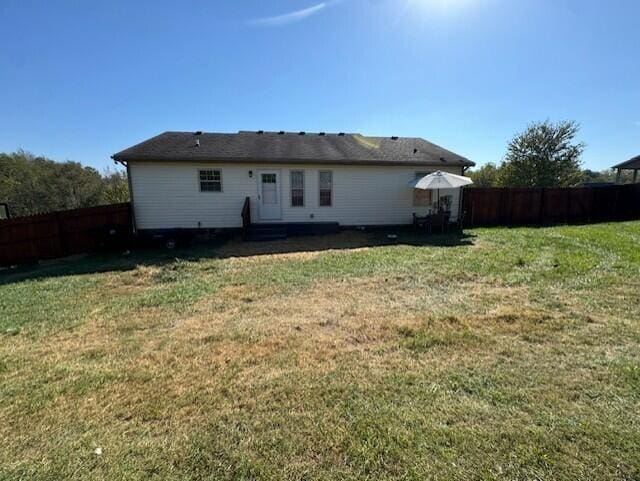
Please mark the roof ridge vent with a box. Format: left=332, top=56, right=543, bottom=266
left=338, top=132, right=345, bottom=136
left=319, top=132, right=326, bottom=136
left=257, top=130, right=264, bottom=134
left=278, top=131, right=285, bottom=135
left=299, top=131, right=306, bottom=135
left=194, top=131, right=202, bottom=135
left=391, top=136, right=399, bottom=140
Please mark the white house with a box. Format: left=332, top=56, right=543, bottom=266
left=112, top=131, right=474, bottom=238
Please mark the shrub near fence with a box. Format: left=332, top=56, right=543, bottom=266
left=0, top=203, right=132, bottom=266
left=463, top=184, right=640, bottom=227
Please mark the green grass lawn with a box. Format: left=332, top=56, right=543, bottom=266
left=1, top=222, right=639, bottom=480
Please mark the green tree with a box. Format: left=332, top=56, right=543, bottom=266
left=468, top=162, right=501, bottom=187
left=101, top=170, right=130, bottom=204
left=498, top=120, right=584, bottom=187
left=580, top=168, right=634, bottom=184
left=0, top=150, right=129, bottom=217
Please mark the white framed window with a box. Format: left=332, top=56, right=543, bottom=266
left=439, top=194, right=454, bottom=213
left=413, top=171, right=432, bottom=207
left=319, top=170, right=332, bottom=207
left=290, top=170, right=305, bottom=207
left=199, top=169, right=222, bottom=192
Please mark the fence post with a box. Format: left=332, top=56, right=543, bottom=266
left=470, top=193, right=475, bottom=227
left=55, top=211, right=68, bottom=257
left=538, top=188, right=545, bottom=226
left=500, top=189, right=508, bottom=225
left=459, top=187, right=467, bottom=227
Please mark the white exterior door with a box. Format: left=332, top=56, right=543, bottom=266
left=257, top=170, right=282, bottom=220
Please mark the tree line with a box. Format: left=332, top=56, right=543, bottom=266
left=1, top=121, right=632, bottom=217
left=468, top=120, right=633, bottom=187
left=0, top=150, right=129, bottom=217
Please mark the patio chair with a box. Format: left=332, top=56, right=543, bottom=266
left=412, top=213, right=429, bottom=230
left=426, top=213, right=449, bottom=233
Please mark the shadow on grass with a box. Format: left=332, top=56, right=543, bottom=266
left=217, top=229, right=475, bottom=258
left=0, top=229, right=476, bottom=286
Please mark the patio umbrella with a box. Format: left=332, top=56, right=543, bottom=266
left=409, top=170, right=474, bottom=213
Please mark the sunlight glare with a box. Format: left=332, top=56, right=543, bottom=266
left=406, top=0, right=476, bottom=15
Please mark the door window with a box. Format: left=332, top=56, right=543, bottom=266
left=262, top=173, right=278, bottom=204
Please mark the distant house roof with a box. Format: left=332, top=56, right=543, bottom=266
left=613, top=155, right=640, bottom=170
left=112, top=131, right=475, bottom=167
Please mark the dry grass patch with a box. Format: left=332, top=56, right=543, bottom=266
left=1, top=223, right=640, bottom=480
left=215, top=231, right=380, bottom=260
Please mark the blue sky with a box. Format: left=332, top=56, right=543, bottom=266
left=1, top=0, right=638, bottom=171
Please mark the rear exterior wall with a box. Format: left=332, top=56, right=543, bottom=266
left=129, top=162, right=466, bottom=229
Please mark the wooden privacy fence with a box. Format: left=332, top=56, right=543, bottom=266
left=0, top=203, right=132, bottom=266
left=463, top=184, right=640, bottom=227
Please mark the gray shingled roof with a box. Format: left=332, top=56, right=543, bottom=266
left=112, top=131, right=474, bottom=167
left=613, top=155, right=640, bottom=170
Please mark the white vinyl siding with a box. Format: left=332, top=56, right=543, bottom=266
left=129, top=162, right=466, bottom=229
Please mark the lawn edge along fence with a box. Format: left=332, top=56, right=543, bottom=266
left=0, top=203, right=132, bottom=266
left=463, top=184, right=640, bottom=227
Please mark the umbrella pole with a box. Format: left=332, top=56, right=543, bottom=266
left=437, top=188, right=440, bottom=213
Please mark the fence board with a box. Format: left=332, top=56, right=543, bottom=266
left=0, top=203, right=131, bottom=266
left=463, top=184, right=640, bottom=227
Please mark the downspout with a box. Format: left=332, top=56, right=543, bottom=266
left=458, top=187, right=465, bottom=227
left=460, top=164, right=471, bottom=226
left=458, top=165, right=471, bottom=226
left=113, top=157, right=138, bottom=233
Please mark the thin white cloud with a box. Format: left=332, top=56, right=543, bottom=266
left=247, top=2, right=328, bottom=27
left=634, top=120, right=640, bottom=127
